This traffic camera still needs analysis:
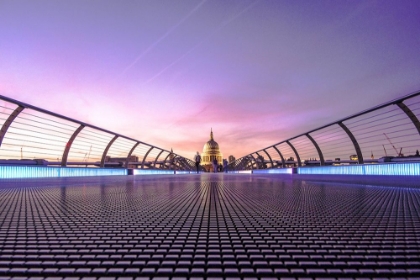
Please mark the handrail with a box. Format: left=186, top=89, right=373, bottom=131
left=234, top=90, right=420, bottom=170
left=0, top=95, right=194, bottom=170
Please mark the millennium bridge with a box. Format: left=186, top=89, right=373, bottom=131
left=1, top=92, right=420, bottom=279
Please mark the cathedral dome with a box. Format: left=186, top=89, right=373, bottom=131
left=201, top=129, right=223, bottom=167
left=203, top=138, right=219, bottom=151
left=203, top=129, right=220, bottom=153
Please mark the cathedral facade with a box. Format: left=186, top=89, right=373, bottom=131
left=201, top=129, right=223, bottom=172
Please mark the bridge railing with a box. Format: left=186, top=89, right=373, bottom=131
left=232, top=90, right=420, bottom=170
left=0, top=95, right=194, bottom=171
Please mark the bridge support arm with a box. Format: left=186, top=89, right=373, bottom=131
left=248, top=154, right=258, bottom=170
left=255, top=152, right=262, bottom=169
left=100, top=136, right=119, bottom=167
left=153, top=150, right=164, bottom=168
left=242, top=157, right=251, bottom=170
left=241, top=157, right=250, bottom=170
left=338, top=122, right=363, bottom=164
left=185, top=158, right=194, bottom=171
left=273, top=146, right=285, bottom=168
left=61, top=125, right=85, bottom=166
left=141, top=147, right=154, bottom=169
left=0, top=106, right=24, bottom=147
left=255, top=152, right=267, bottom=169
left=162, top=153, right=172, bottom=169
left=306, top=133, right=325, bottom=165
left=286, top=141, right=301, bottom=167
left=262, top=149, right=274, bottom=168
left=396, top=101, right=420, bottom=137
left=125, top=142, right=140, bottom=168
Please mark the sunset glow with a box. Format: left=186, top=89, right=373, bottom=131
left=1, top=0, right=420, bottom=160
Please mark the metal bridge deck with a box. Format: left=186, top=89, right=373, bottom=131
left=0, top=174, right=419, bottom=279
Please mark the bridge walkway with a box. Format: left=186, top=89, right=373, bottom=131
left=0, top=174, right=419, bottom=279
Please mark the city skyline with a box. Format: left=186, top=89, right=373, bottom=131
left=1, top=0, right=420, bottom=159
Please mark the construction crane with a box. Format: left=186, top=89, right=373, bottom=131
left=382, top=144, right=387, bottom=156
left=383, top=133, right=403, bottom=157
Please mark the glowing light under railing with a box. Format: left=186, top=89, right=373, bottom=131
left=175, top=171, right=192, bottom=174
left=0, top=166, right=126, bottom=179
left=298, top=163, right=420, bottom=176
left=228, top=170, right=253, bottom=174
left=253, top=168, right=293, bottom=174
left=133, top=169, right=175, bottom=175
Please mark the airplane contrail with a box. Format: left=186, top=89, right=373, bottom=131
left=120, top=0, right=208, bottom=77
left=144, top=0, right=261, bottom=85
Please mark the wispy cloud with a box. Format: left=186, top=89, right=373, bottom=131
left=119, top=0, right=208, bottom=77
left=144, top=0, right=261, bottom=85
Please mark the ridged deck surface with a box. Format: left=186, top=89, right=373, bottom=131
left=0, top=174, right=419, bottom=279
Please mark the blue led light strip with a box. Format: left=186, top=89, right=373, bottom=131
left=0, top=166, right=126, bottom=179
left=298, top=163, right=420, bottom=176
left=253, top=168, right=293, bottom=174
left=133, top=169, right=175, bottom=175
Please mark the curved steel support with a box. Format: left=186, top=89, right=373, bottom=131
left=162, top=153, right=172, bottom=169
left=244, top=158, right=252, bottom=170
left=172, top=156, right=181, bottom=170
left=306, top=133, right=325, bottom=165
left=338, top=122, right=363, bottom=164
left=244, top=158, right=251, bottom=170
left=240, top=156, right=253, bottom=170
left=172, top=156, right=182, bottom=170
left=184, top=158, right=194, bottom=171
left=141, top=146, right=154, bottom=169
left=272, top=145, right=285, bottom=168
left=397, top=101, right=420, bottom=136
left=240, top=158, right=248, bottom=170
left=180, top=158, right=190, bottom=170
left=61, top=124, right=85, bottom=167
left=234, top=159, right=241, bottom=170
left=0, top=105, right=24, bottom=147
left=238, top=159, right=245, bottom=170
left=248, top=154, right=257, bottom=170
left=173, top=156, right=184, bottom=170
left=237, top=159, right=243, bottom=170
left=186, top=159, right=195, bottom=171
left=262, top=149, right=274, bottom=168
left=255, top=152, right=265, bottom=169
left=286, top=141, right=301, bottom=167
left=125, top=142, right=140, bottom=168
left=100, top=135, right=119, bottom=167
left=233, top=159, right=240, bottom=170
left=230, top=159, right=239, bottom=170
left=153, top=149, right=164, bottom=168
left=255, top=152, right=262, bottom=169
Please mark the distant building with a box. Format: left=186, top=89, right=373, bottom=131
left=169, top=149, right=175, bottom=169
left=350, top=154, right=358, bottom=161
left=228, top=155, right=235, bottom=164
left=201, top=129, right=223, bottom=172
left=286, top=156, right=295, bottom=167
left=105, top=155, right=138, bottom=168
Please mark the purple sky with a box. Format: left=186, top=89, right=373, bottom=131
left=1, top=0, right=420, bottom=160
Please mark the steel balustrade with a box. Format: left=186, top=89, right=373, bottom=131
left=125, top=142, right=140, bottom=168
left=0, top=95, right=194, bottom=171
left=61, top=124, right=85, bottom=167
left=262, top=149, right=273, bottom=168
left=233, top=90, right=420, bottom=170
left=273, top=145, right=285, bottom=168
